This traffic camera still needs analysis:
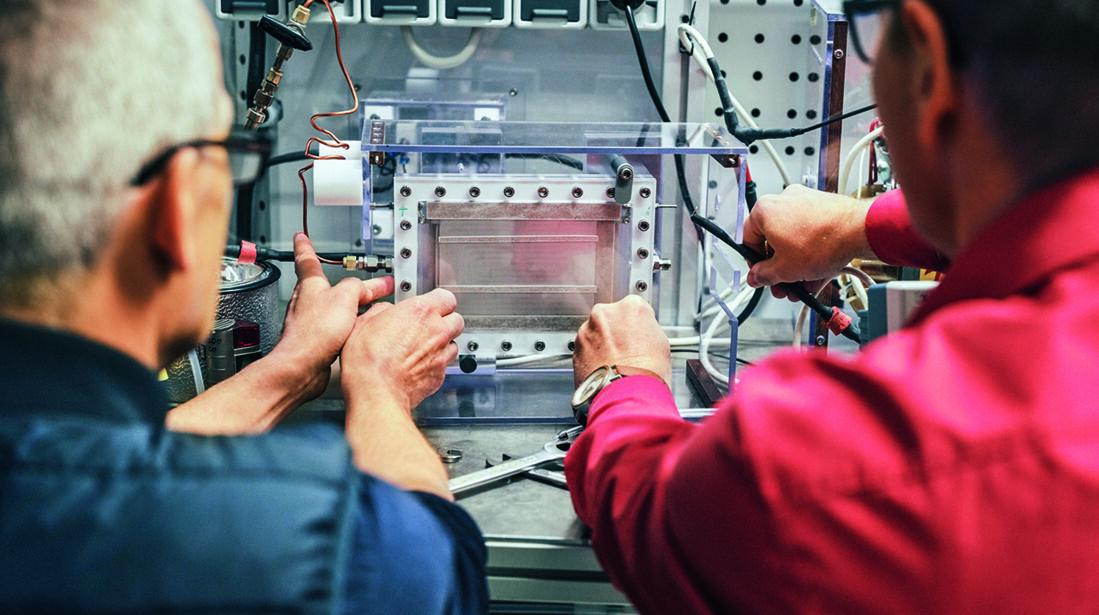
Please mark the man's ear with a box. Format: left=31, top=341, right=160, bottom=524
left=898, top=1, right=960, bottom=149
left=145, top=148, right=202, bottom=273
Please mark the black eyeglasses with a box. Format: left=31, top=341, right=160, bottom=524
left=130, top=127, right=273, bottom=188
left=844, top=0, right=902, bottom=64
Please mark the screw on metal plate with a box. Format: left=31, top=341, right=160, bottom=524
left=439, top=449, right=462, bottom=464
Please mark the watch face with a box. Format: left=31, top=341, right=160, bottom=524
left=571, top=366, right=609, bottom=407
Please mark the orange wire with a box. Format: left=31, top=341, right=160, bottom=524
left=302, top=0, right=360, bottom=152
left=296, top=0, right=362, bottom=265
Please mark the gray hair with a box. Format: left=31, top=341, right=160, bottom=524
left=0, top=0, right=231, bottom=303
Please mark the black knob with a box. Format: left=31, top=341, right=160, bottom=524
left=458, top=354, right=478, bottom=374
left=258, top=15, right=312, bottom=51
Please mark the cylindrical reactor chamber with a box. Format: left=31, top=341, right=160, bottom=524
left=163, top=258, right=282, bottom=403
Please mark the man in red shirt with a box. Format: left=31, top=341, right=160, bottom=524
left=565, top=1, right=1099, bottom=613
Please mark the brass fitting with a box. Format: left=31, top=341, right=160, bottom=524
left=290, top=5, right=311, bottom=25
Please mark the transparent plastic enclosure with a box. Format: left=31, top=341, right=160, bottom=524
left=363, top=119, right=747, bottom=420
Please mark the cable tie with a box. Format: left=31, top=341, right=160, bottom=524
left=238, top=241, right=258, bottom=265
left=825, top=306, right=852, bottom=335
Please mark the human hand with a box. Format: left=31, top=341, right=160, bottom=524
left=339, top=288, right=464, bottom=413
left=742, top=185, right=873, bottom=300
left=271, top=232, right=395, bottom=401
left=573, top=295, right=671, bottom=389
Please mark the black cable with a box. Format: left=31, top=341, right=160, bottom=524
left=266, top=151, right=311, bottom=168
left=676, top=31, right=870, bottom=337
left=626, top=5, right=771, bottom=329
left=735, top=286, right=765, bottom=322
left=625, top=8, right=861, bottom=335
left=505, top=153, right=584, bottom=170
left=625, top=8, right=670, bottom=123
left=622, top=5, right=703, bottom=248
left=797, top=103, right=879, bottom=134
left=670, top=346, right=752, bottom=366
left=235, top=21, right=270, bottom=243
left=224, top=244, right=351, bottom=263
left=733, top=176, right=763, bottom=322
left=689, top=213, right=861, bottom=343
left=690, top=35, right=878, bottom=146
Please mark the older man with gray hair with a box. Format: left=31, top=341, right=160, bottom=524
left=0, top=1, right=487, bottom=612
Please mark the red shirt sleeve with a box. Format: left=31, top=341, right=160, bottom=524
left=564, top=171, right=1099, bottom=615
left=865, top=190, right=951, bottom=272
left=564, top=375, right=715, bottom=614
left=564, top=345, right=963, bottom=614
left=565, top=352, right=932, bottom=614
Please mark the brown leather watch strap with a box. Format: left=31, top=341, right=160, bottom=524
left=612, top=365, right=666, bottom=386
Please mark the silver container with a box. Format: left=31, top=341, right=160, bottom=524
left=163, top=258, right=282, bottom=403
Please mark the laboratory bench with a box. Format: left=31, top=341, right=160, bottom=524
left=298, top=364, right=712, bottom=614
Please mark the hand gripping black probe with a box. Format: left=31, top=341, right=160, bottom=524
left=689, top=214, right=862, bottom=344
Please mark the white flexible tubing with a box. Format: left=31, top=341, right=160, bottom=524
left=187, top=349, right=205, bottom=395
left=698, top=284, right=756, bottom=385
left=841, top=265, right=875, bottom=289
left=496, top=353, right=571, bottom=368
left=856, top=139, right=870, bottom=197
left=839, top=125, right=885, bottom=196
left=839, top=265, right=874, bottom=308
left=669, top=336, right=702, bottom=347
left=676, top=24, right=794, bottom=187
left=668, top=336, right=734, bottom=348
left=700, top=314, right=730, bottom=386
left=844, top=275, right=869, bottom=310
left=792, top=303, right=812, bottom=349
left=401, top=27, right=483, bottom=70
left=676, top=24, right=716, bottom=76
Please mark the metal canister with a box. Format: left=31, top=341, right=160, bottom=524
left=163, top=258, right=282, bottom=403
left=216, top=258, right=282, bottom=356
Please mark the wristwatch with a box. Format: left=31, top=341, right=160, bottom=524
left=571, top=365, right=654, bottom=426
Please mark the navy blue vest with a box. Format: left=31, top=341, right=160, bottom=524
left=0, top=320, right=358, bottom=613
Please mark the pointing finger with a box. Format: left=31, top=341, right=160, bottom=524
left=292, top=232, right=324, bottom=282
left=359, top=276, right=395, bottom=307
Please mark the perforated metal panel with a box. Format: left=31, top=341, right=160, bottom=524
left=212, top=0, right=876, bottom=327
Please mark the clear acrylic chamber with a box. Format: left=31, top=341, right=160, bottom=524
left=363, top=119, right=748, bottom=421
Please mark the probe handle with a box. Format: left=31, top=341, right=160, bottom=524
left=689, top=214, right=861, bottom=343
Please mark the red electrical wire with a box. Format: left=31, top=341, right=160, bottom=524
left=297, top=0, right=361, bottom=265
left=298, top=163, right=315, bottom=236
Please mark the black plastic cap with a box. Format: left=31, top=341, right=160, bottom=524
left=608, top=0, right=646, bottom=11
left=258, top=15, right=313, bottom=51
left=458, top=355, right=479, bottom=374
